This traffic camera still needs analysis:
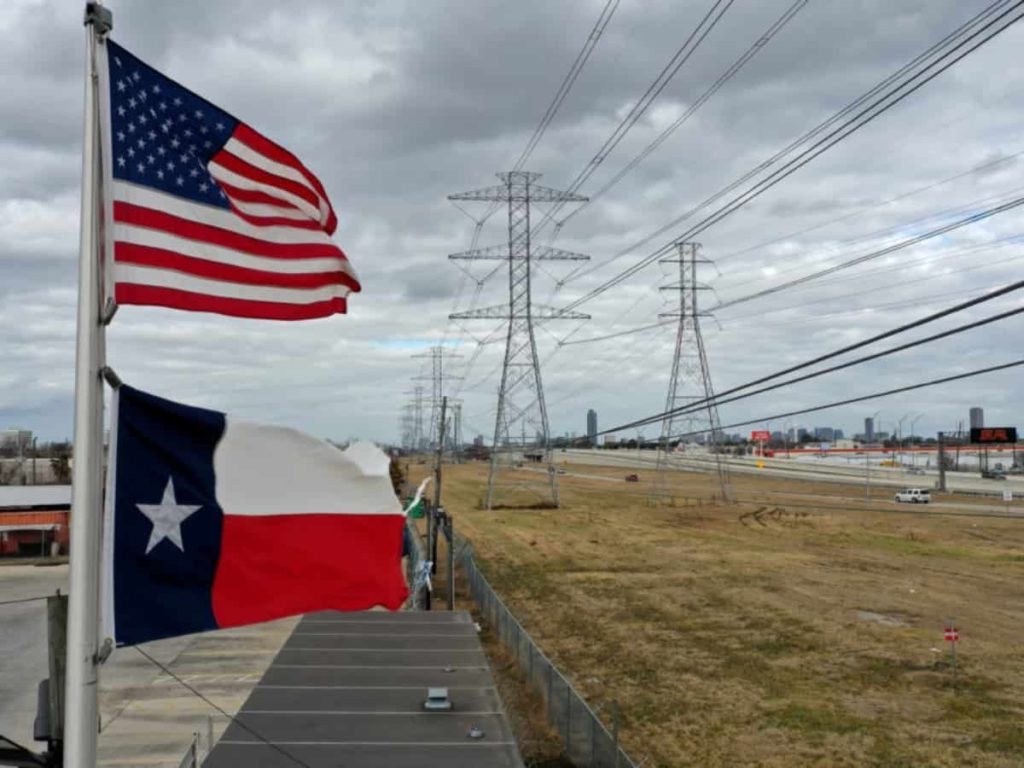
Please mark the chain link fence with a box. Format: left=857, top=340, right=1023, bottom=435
left=404, top=517, right=429, bottom=610
left=458, top=541, right=637, bottom=768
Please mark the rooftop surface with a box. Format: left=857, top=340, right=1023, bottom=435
left=205, top=610, right=524, bottom=768
left=0, top=485, right=72, bottom=509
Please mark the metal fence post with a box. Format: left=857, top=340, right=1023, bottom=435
left=566, top=684, right=572, bottom=757
left=590, top=709, right=597, bottom=767
left=613, top=699, right=621, bottom=768
left=528, top=640, right=534, bottom=685
left=547, top=663, right=553, bottom=712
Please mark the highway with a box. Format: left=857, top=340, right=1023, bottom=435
left=560, top=448, right=1024, bottom=497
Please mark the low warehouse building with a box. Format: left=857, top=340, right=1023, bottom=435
left=0, top=485, right=71, bottom=557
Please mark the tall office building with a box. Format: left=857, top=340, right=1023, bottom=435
left=969, top=407, right=984, bottom=430
left=586, top=409, right=598, bottom=446
left=864, top=417, right=875, bottom=443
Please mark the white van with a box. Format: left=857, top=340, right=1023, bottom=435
left=894, top=488, right=931, bottom=504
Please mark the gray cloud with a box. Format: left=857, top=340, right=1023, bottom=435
left=0, top=0, right=1021, bottom=443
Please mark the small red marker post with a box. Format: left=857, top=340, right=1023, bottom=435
left=945, top=619, right=959, bottom=689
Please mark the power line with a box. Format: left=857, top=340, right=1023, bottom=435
left=555, top=0, right=810, bottom=231
left=512, top=0, right=621, bottom=172
left=718, top=149, right=1024, bottom=263
left=711, top=193, right=1024, bottom=310
left=714, top=226, right=1024, bottom=302
left=534, top=0, right=738, bottom=232
left=0, top=594, right=49, bottom=608
left=656, top=304, right=1024, bottom=429
left=602, top=278, right=1024, bottom=434
left=658, top=358, right=1024, bottom=441
left=557, top=0, right=1024, bottom=312
left=712, top=181, right=1024, bottom=296
left=561, top=237, right=1024, bottom=347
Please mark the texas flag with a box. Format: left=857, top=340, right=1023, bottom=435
left=102, top=385, right=408, bottom=646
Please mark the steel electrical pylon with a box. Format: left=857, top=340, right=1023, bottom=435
left=402, top=385, right=428, bottom=452
left=650, top=242, right=732, bottom=504
left=449, top=171, right=590, bottom=509
left=412, top=346, right=462, bottom=451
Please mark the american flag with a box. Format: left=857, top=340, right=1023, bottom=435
left=103, top=40, right=360, bottom=320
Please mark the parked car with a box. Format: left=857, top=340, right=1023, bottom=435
left=625, top=473, right=639, bottom=482
left=982, top=470, right=1007, bottom=480
left=907, top=467, right=926, bottom=476
left=894, top=488, right=931, bottom=504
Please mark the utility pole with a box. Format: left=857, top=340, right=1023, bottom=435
left=451, top=402, right=463, bottom=464
left=650, top=242, right=731, bottom=505
left=937, top=431, right=947, bottom=492
left=449, top=171, right=590, bottom=509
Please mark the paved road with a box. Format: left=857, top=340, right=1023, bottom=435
left=0, top=564, right=67, bottom=749
left=562, top=449, right=1024, bottom=497
left=539, top=466, right=1023, bottom=517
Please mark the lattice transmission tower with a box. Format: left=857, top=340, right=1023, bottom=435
left=413, top=346, right=462, bottom=451
left=650, top=242, right=732, bottom=504
left=449, top=171, right=590, bottom=509
left=402, top=385, right=427, bottom=452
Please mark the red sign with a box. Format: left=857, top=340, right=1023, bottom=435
left=944, top=627, right=960, bottom=642
left=970, top=427, right=1018, bottom=444
left=751, top=430, right=771, bottom=441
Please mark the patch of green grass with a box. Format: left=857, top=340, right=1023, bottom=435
left=751, top=633, right=819, bottom=657
left=767, top=703, right=872, bottom=736
left=849, top=532, right=980, bottom=559
left=942, top=692, right=1016, bottom=722
left=976, top=725, right=1024, bottom=755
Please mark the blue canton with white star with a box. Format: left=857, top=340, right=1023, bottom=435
left=107, top=40, right=238, bottom=209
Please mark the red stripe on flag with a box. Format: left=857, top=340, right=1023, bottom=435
left=115, top=243, right=360, bottom=291
left=216, top=182, right=322, bottom=230
left=211, top=513, right=407, bottom=627
left=233, top=124, right=338, bottom=234
left=212, top=149, right=321, bottom=214
left=114, top=202, right=345, bottom=261
left=115, top=284, right=349, bottom=320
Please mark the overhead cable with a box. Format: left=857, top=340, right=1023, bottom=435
left=534, top=0, right=738, bottom=231
left=554, top=0, right=810, bottom=232
left=631, top=304, right=1024, bottom=432
left=557, top=0, right=1024, bottom=312
left=654, top=359, right=1024, bottom=441
left=512, top=0, right=621, bottom=172
left=711, top=193, right=1024, bottom=310
left=602, top=277, right=1024, bottom=434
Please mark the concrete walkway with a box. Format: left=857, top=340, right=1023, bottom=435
left=97, top=616, right=299, bottom=766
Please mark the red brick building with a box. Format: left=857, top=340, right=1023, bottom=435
left=0, top=486, right=71, bottom=557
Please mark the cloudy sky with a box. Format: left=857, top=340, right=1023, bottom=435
left=2, top=0, right=1022, bottom=445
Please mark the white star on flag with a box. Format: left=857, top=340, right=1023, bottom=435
left=136, top=477, right=202, bottom=554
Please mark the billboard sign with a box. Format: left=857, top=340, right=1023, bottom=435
left=750, top=430, right=771, bottom=441
left=970, top=427, right=1017, bottom=444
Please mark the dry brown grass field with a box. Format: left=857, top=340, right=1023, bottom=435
left=415, top=459, right=1024, bottom=768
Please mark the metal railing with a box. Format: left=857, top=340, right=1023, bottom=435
left=459, top=542, right=637, bottom=768
left=176, top=732, right=199, bottom=768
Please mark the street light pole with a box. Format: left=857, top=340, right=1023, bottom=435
left=896, top=413, right=912, bottom=468
left=909, top=414, right=924, bottom=469
left=865, top=409, right=881, bottom=501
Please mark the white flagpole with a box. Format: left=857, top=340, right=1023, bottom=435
left=65, top=4, right=112, bottom=766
